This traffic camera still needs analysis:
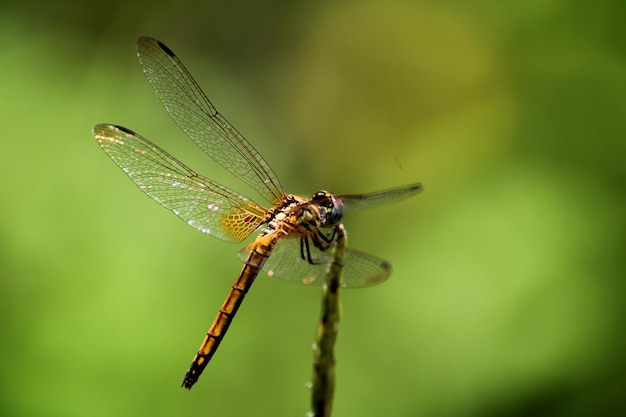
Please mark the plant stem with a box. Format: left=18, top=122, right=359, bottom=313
left=310, top=224, right=346, bottom=417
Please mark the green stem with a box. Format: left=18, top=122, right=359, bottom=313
left=310, top=224, right=346, bottom=417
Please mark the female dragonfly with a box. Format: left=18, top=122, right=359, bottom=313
left=93, top=36, right=422, bottom=389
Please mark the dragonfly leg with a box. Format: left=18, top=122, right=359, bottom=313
left=311, top=227, right=338, bottom=250
left=300, top=225, right=342, bottom=266
left=321, top=227, right=339, bottom=244
left=301, top=237, right=326, bottom=265
left=300, top=237, right=309, bottom=261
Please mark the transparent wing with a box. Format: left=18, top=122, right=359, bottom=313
left=237, top=238, right=391, bottom=288
left=136, top=36, right=284, bottom=206
left=340, top=183, right=423, bottom=213
left=93, top=124, right=267, bottom=243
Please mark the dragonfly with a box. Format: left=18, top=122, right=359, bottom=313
left=92, top=36, right=423, bottom=390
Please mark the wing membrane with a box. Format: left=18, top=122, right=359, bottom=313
left=136, top=36, right=284, bottom=205
left=237, top=238, right=391, bottom=288
left=340, top=183, right=423, bottom=213
left=93, top=124, right=267, bottom=243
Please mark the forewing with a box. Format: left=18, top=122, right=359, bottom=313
left=340, top=183, right=423, bottom=213
left=136, top=36, right=284, bottom=206
left=93, top=124, right=266, bottom=243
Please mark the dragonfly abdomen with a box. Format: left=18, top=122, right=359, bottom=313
left=182, top=235, right=277, bottom=389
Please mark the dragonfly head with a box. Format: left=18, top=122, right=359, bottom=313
left=312, top=191, right=344, bottom=227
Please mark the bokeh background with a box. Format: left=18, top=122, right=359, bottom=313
left=1, top=1, right=624, bottom=416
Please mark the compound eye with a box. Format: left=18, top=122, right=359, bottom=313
left=327, top=195, right=344, bottom=225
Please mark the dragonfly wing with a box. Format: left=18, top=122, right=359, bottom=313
left=237, top=237, right=391, bottom=288
left=136, top=36, right=284, bottom=206
left=342, top=247, right=392, bottom=287
left=94, top=124, right=267, bottom=243
left=340, top=183, right=423, bottom=213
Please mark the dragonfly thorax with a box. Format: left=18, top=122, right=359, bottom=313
left=261, top=192, right=342, bottom=238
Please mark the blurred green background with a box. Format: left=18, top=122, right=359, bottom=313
left=1, top=0, right=624, bottom=416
